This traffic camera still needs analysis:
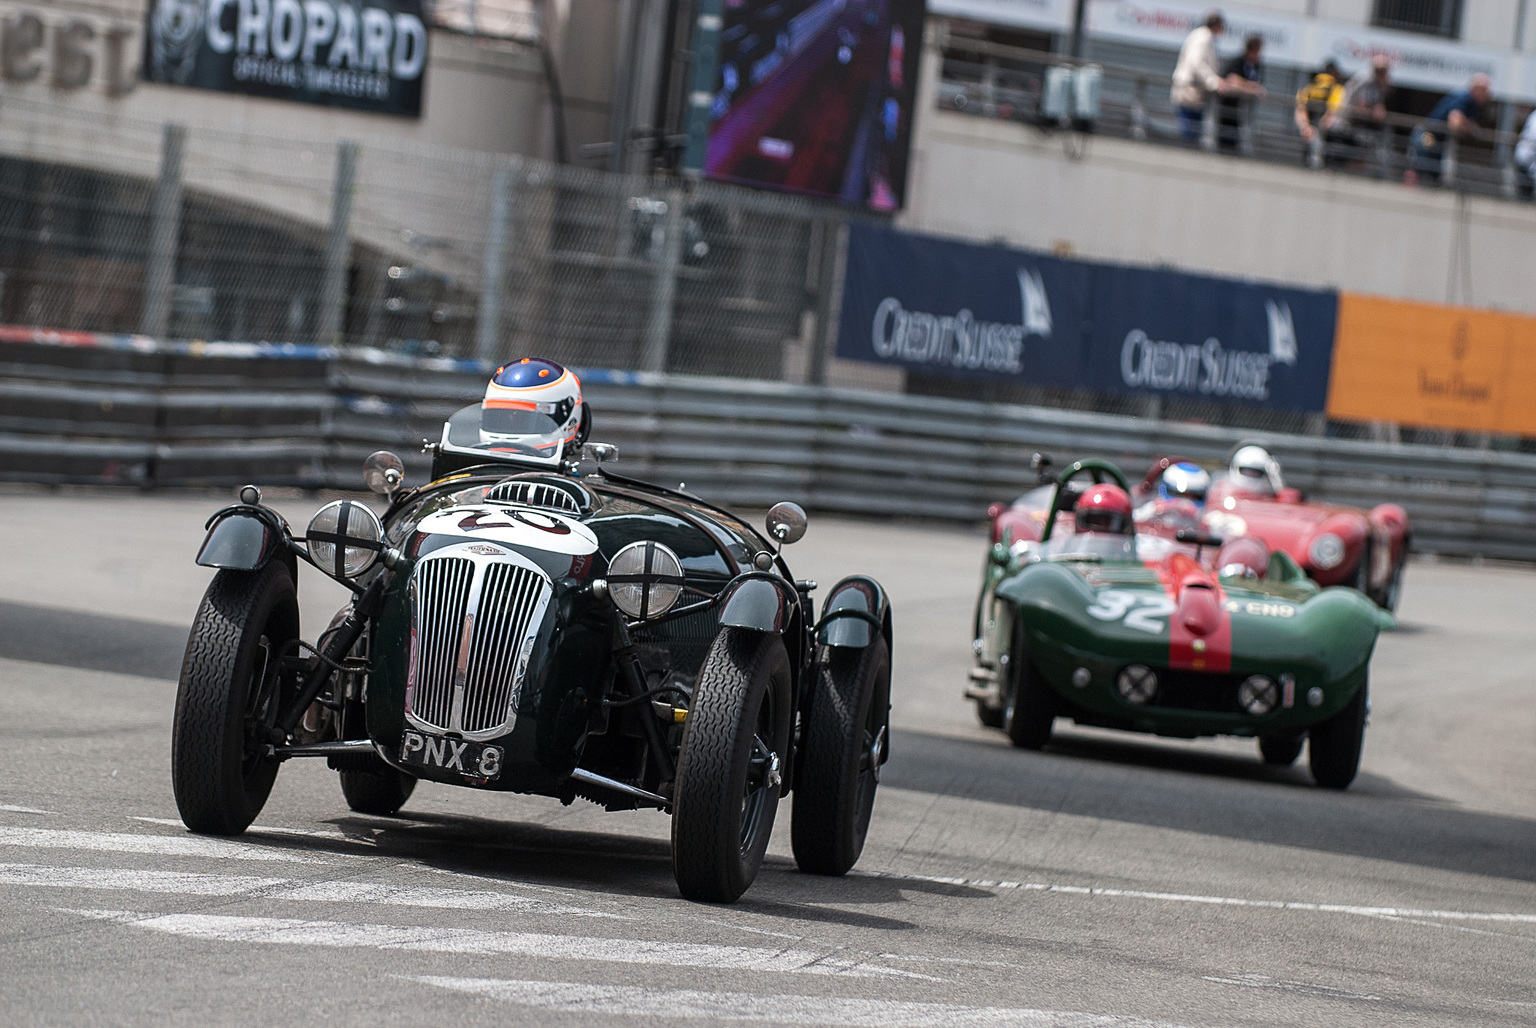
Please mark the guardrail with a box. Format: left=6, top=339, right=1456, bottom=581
left=3, top=331, right=1534, bottom=561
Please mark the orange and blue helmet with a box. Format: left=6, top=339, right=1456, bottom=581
left=479, top=358, right=586, bottom=456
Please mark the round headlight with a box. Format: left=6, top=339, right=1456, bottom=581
left=1308, top=532, right=1346, bottom=570
left=307, top=500, right=384, bottom=579
left=1238, top=675, right=1278, bottom=715
left=607, top=541, right=684, bottom=619
left=1116, top=665, right=1157, bottom=704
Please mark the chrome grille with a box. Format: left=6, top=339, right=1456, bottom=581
left=407, top=549, right=552, bottom=739
left=486, top=479, right=581, bottom=515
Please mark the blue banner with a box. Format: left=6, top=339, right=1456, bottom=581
left=836, top=223, right=1338, bottom=411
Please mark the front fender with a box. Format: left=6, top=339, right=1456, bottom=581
left=718, top=574, right=796, bottom=633
left=817, top=575, right=891, bottom=649
left=196, top=506, right=296, bottom=582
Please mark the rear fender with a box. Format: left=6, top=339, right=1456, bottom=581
left=196, top=506, right=297, bottom=583
left=718, top=574, right=796, bottom=634
left=816, top=575, right=891, bottom=650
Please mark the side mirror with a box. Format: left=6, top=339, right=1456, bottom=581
left=987, top=501, right=1006, bottom=520
left=990, top=542, right=1011, bottom=566
left=582, top=442, right=619, bottom=465
left=765, top=501, right=808, bottom=546
left=362, top=450, right=405, bottom=496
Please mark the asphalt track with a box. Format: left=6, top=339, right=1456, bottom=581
left=2, top=486, right=1534, bottom=1027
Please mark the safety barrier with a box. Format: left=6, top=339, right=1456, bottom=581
left=4, top=330, right=1535, bottom=561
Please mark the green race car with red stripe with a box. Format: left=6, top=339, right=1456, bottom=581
left=967, top=460, right=1393, bottom=789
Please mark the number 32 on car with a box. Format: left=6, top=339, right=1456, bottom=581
left=1086, top=590, right=1175, bottom=634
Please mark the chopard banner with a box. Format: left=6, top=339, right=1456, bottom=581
left=836, top=223, right=1338, bottom=411
left=142, top=0, right=428, bottom=116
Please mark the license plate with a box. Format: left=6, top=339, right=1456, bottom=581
left=399, top=729, right=504, bottom=780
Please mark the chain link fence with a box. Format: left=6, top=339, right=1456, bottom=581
left=0, top=89, right=1529, bottom=449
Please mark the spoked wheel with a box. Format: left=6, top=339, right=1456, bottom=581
left=171, top=562, right=299, bottom=834
left=1003, top=616, right=1053, bottom=750
left=1259, top=733, right=1305, bottom=766
left=672, top=628, right=791, bottom=903
left=1309, top=679, right=1368, bottom=790
left=792, top=639, right=891, bottom=876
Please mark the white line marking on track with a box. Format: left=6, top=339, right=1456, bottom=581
left=404, top=977, right=1193, bottom=1027
left=0, top=865, right=626, bottom=917
left=852, top=869, right=1536, bottom=927
left=64, top=910, right=939, bottom=979
left=1202, top=974, right=1380, bottom=1001
left=133, top=817, right=366, bottom=844
left=0, top=805, right=53, bottom=815
left=0, top=828, right=322, bottom=863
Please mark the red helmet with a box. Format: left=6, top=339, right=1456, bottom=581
left=1075, top=483, right=1133, bottom=535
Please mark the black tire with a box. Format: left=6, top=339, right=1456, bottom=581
left=340, top=765, right=417, bottom=816
left=1350, top=538, right=1373, bottom=594
left=1374, top=549, right=1407, bottom=612
left=791, top=640, right=891, bottom=876
left=171, top=563, right=299, bottom=835
left=975, top=697, right=1004, bottom=729
left=672, top=628, right=792, bottom=903
left=1309, top=679, right=1368, bottom=790
left=1003, top=616, right=1053, bottom=750
left=1259, top=733, right=1305, bottom=766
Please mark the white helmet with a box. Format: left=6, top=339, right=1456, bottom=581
left=1157, top=461, right=1211, bottom=506
left=479, top=358, right=587, bottom=458
left=1230, top=444, right=1282, bottom=496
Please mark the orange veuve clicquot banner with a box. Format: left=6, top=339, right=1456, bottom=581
left=1326, top=293, right=1536, bottom=436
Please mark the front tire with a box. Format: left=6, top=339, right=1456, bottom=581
left=791, top=640, right=890, bottom=876
left=1003, top=616, right=1053, bottom=750
left=672, top=629, right=791, bottom=903
left=171, top=563, right=299, bottom=834
left=1309, top=679, right=1368, bottom=789
left=340, top=765, right=417, bottom=816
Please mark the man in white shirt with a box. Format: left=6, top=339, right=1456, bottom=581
left=1171, top=12, right=1257, bottom=143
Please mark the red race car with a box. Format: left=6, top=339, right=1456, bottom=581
left=1132, top=447, right=1410, bottom=612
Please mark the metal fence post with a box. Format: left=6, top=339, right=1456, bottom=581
left=476, top=163, right=516, bottom=364
left=1443, top=134, right=1458, bottom=188
left=809, top=217, right=848, bottom=386
left=1200, top=94, right=1217, bottom=151
left=641, top=187, right=683, bottom=373
left=317, top=140, right=357, bottom=346
left=139, top=123, right=185, bottom=339
left=1130, top=78, right=1147, bottom=141
left=1238, top=97, right=1255, bottom=157
left=1307, top=130, right=1324, bottom=170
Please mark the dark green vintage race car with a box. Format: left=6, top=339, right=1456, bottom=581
left=170, top=369, right=892, bottom=903
left=967, top=460, right=1392, bottom=788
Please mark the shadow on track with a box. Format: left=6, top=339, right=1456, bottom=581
left=0, top=601, right=186, bottom=681
left=883, top=727, right=1536, bottom=885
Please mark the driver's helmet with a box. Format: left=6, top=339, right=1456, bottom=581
left=1230, top=444, right=1282, bottom=496
left=1075, top=483, right=1133, bottom=535
left=1157, top=461, right=1211, bottom=507
left=479, top=358, right=585, bottom=455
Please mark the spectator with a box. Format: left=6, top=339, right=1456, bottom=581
left=1217, top=34, right=1267, bottom=152
left=1294, top=61, right=1345, bottom=164
left=1330, top=55, right=1393, bottom=165
left=1170, top=12, right=1228, bottom=143
left=1406, top=73, right=1491, bottom=185
left=1515, top=108, right=1536, bottom=195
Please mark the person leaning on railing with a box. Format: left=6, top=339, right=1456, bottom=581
left=1405, top=73, right=1491, bottom=186
left=1515, top=108, right=1536, bottom=197
left=1171, top=11, right=1263, bottom=144
left=1294, top=61, right=1346, bottom=166
left=1330, top=56, right=1393, bottom=168
left=1217, top=34, right=1267, bottom=153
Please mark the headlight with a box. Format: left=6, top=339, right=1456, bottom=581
left=607, top=541, right=684, bottom=619
left=1116, top=665, right=1157, bottom=704
left=307, top=500, right=384, bottom=579
left=1238, top=675, right=1278, bottom=715
left=1308, top=532, right=1346, bottom=569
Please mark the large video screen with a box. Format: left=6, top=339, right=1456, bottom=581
left=704, top=0, right=926, bottom=211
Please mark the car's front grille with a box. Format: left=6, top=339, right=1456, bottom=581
left=407, top=550, right=552, bottom=738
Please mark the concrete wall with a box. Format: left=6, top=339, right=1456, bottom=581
left=900, top=105, right=1536, bottom=316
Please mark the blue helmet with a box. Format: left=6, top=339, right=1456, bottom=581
left=1157, top=461, right=1211, bottom=506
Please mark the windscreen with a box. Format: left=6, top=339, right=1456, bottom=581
left=441, top=404, right=564, bottom=466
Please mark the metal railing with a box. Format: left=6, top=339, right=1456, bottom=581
left=935, top=33, right=1530, bottom=200
left=4, top=335, right=1535, bottom=561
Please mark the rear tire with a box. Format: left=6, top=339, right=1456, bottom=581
left=171, top=563, right=299, bottom=835
left=1003, top=616, right=1053, bottom=750
left=1309, top=680, right=1368, bottom=789
left=340, top=766, right=417, bottom=816
left=792, top=640, right=890, bottom=876
left=672, top=629, right=791, bottom=903
left=1259, top=733, right=1305, bottom=766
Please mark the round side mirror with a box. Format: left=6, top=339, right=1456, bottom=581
left=362, top=450, right=405, bottom=495
left=765, top=501, right=808, bottom=546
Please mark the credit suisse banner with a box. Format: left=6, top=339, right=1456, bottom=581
left=837, top=223, right=1337, bottom=412
left=142, top=0, right=428, bottom=116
